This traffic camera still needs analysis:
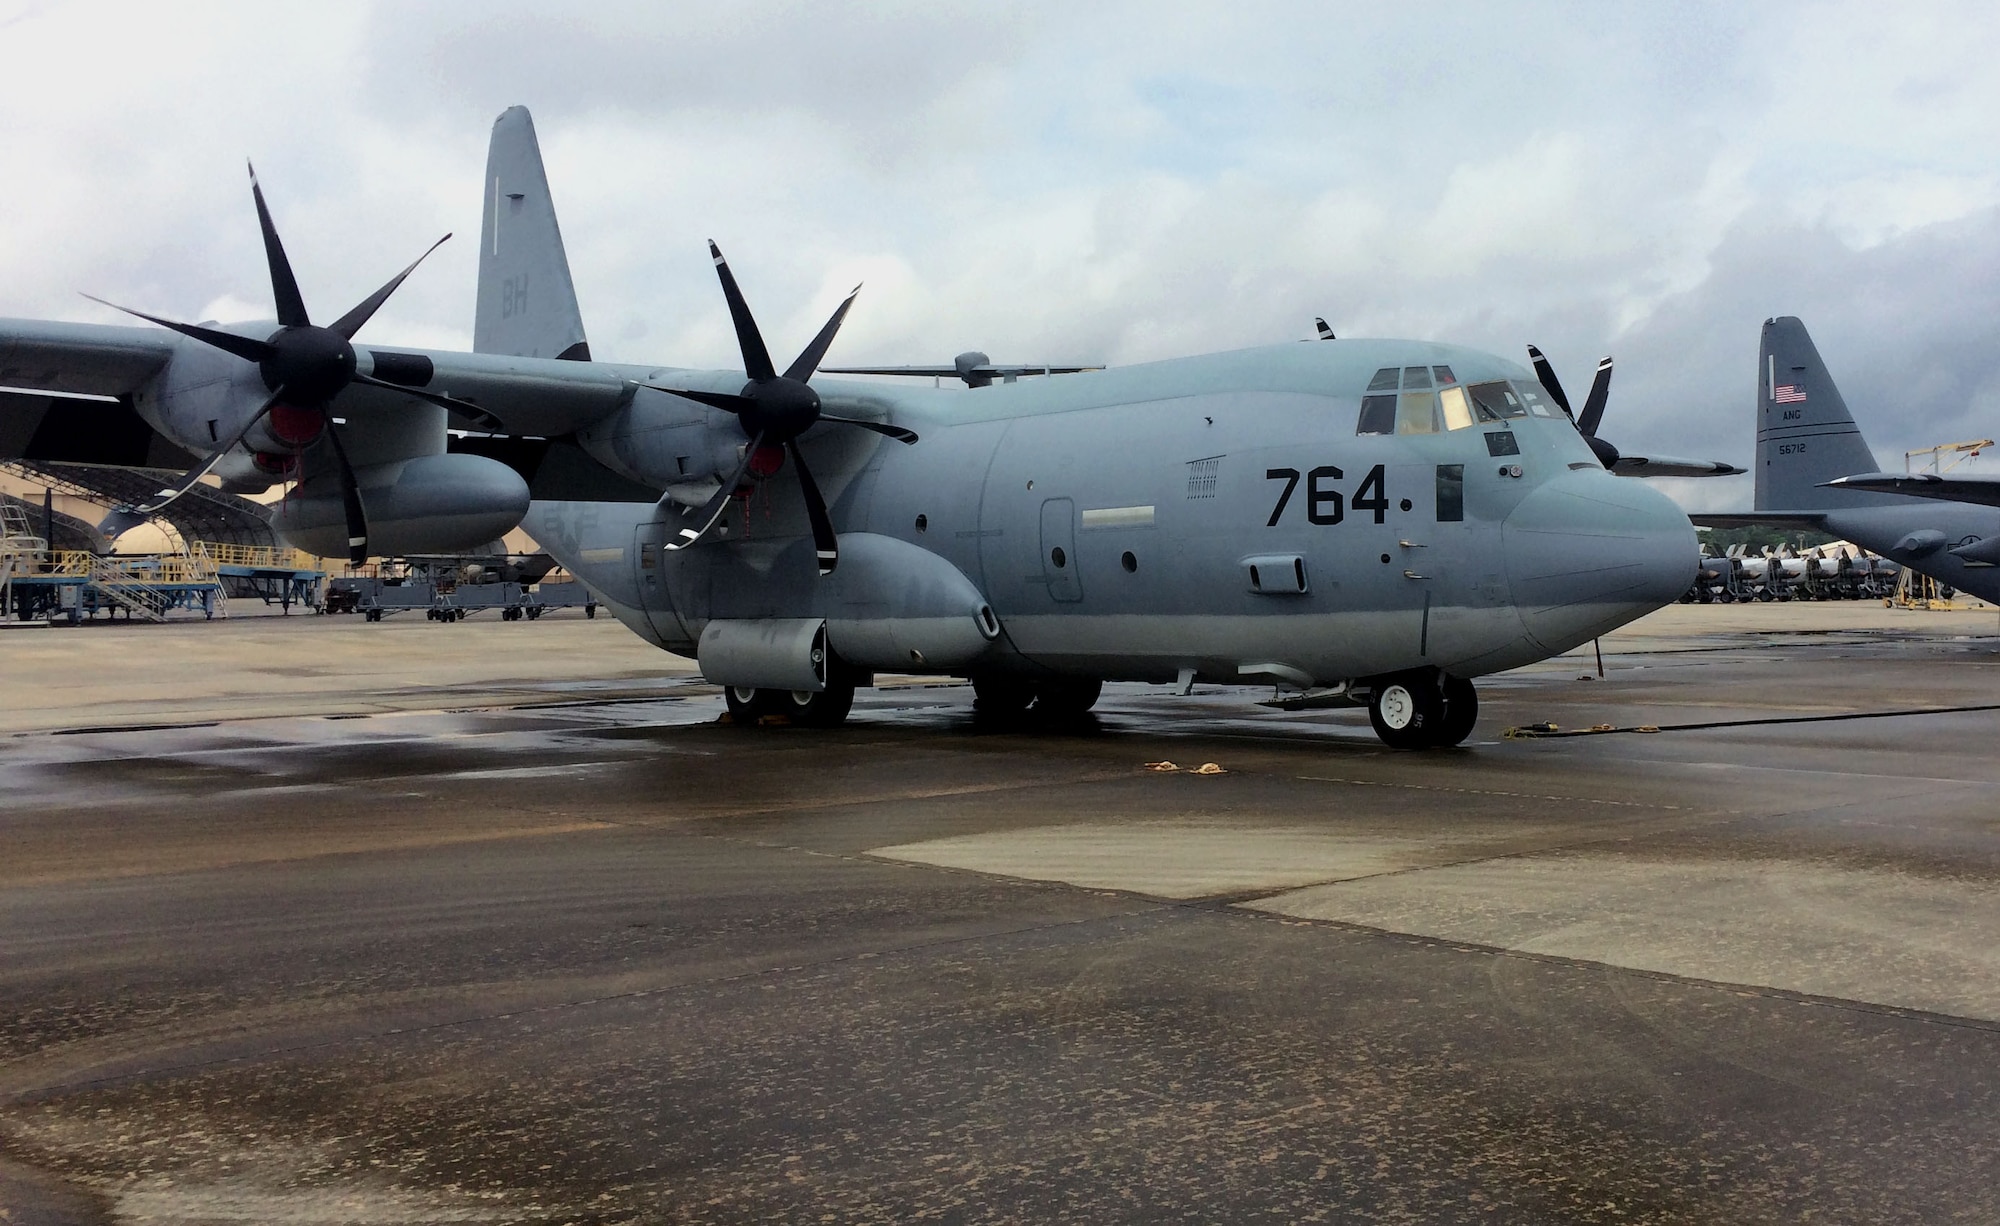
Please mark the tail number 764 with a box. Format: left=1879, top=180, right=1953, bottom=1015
left=1265, top=464, right=1387, bottom=526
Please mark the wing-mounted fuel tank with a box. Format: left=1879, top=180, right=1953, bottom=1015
left=575, top=385, right=746, bottom=502
left=271, top=452, right=530, bottom=558
left=693, top=533, right=1001, bottom=690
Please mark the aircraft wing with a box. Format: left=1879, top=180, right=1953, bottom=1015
left=1, top=389, right=200, bottom=469
left=1689, top=512, right=1831, bottom=529
left=1821, top=472, right=2000, bottom=508
left=0, top=318, right=179, bottom=397
left=1608, top=454, right=1746, bottom=479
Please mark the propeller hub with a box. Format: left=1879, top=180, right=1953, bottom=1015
left=260, top=325, right=356, bottom=406
left=738, top=377, right=821, bottom=442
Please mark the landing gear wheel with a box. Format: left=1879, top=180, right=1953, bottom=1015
left=972, top=674, right=1036, bottom=716
left=1367, top=671, right=1444, bottom=750
left=723, top=686, right=770, bottom=723
left=1034, top=678, right=1103, bottom=717
left=1434, top=675, right=1479, bottom=748
left=779, top=684, right=855, bottom=728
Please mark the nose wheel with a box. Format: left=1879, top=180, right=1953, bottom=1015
left=1366, top=671, right=1477, bottom=749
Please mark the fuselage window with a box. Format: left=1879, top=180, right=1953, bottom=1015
left=1398, top=392, right=1440, bottom=434
left=1467, top=381, right=1526, bottom=421
left=1512, top=382, right=1558, bottom=417
left=1367, top=367, right=1400, bottom=392
left=1401, top=365, right=1433, bottom=390
left=1439, top=385, right=1475, bottom=430
left=1357, top=394, right=1398, bottom=435
left=1436, top=464, right=1464, bottom=522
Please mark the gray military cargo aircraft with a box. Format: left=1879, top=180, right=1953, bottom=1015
left=1695, top=316, right=2000, bottom=605
left=1, top=106, right=1736, bottom=748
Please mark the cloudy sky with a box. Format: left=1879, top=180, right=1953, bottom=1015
left=5, top=0, right=1999, bottom=510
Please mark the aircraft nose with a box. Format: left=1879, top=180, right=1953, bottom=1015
left=1502, top=468, right=1695, bottom=653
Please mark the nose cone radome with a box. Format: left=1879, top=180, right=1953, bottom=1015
left=1502, top=469, right=1695, bottom=654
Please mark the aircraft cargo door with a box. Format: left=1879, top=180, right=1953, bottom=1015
left=1040, top=498, right=1082, bottom=602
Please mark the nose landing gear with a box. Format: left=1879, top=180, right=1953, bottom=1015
left=1366, top=670, right=1477, bottom=749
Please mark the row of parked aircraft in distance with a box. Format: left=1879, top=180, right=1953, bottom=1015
left=0, top=106, right=1993, bottom=748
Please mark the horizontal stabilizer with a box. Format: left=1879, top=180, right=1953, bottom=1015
left=1822, top=472, right=2000, bottom=509
left=1690, top=512, right=1831, bottom=530
left=1610, top=454, right=1746, bottom=479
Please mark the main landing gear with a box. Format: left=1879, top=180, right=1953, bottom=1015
left=1365, top=670, right=1477, bottom=750
left=724, top=682, right=857, bottom=728
left=970, top=674, right=1102, bottom=721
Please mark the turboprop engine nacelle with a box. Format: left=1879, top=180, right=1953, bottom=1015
left=698, top=534, right=1003, bottom=689
left=271, top=452, right=530, bottom=560
left=575, top=385, right=743, bottom=494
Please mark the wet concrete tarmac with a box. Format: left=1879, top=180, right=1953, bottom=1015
left=3, top=607, right=2000, bottom=1222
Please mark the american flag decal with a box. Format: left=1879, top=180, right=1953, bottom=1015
left=1773, top=383, right=1807, bottom=404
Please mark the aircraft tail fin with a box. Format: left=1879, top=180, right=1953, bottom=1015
left=474, top=106, right=591, bottom=361
left=1754, top=316, right=1899, bottom=511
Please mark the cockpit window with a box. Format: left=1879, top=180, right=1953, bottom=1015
left=1467, top=381, right=1527, bottom=421
left=1401, top=366, right=1433, bottom=390
left=1356, top=394, right=1397, bottom=435
left=1512, top=382, right=1558, bottom=417
left=1438, top=385, right=1475, bottom=430
left=1367, top=367, right=1400, bottom=392
left=1431, top=365, right=1457, bottom=385
left=1397, top=391, right=1439, bottom=434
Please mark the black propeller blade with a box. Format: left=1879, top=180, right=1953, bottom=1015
left=322, top=418, right=370, bottom=566
left=1577, top=356, right=1612, bottom=438
left=1525, top=344, right=1574, bottom=423
left=251, top=164, right=311, bottom=328
left=788, top=438, right=838, bottom=575
left=88, top=164, right=482, bottom=560
left=1527, top=345, right=1621, bottom=469
left=649, top=242, right=918, bottom=573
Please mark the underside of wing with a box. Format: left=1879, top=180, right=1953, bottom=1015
left=1609, top=454, right=1747, bottom=478
left=448, top=434, right=659, bottom=502
left=1821, top=472, right=2000, bottom=508
left=0, top=319, right=180, bottom=397
left=0, top=389, right=199, bottom=468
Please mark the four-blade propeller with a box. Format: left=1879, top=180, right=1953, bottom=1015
left=88, top=164, right=500, bottom=565
left=1526, top=344, right=1620, bottom=469
left=648, top=241, right=917, bottom=575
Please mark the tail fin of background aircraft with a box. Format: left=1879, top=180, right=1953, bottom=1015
left=474, top=106, right=591, bottom=361
left=1754, top=316, right=1900, bottom=511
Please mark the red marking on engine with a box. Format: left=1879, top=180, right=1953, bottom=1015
left=747, top=445, right=785, bottom=479
left=268, top=403, right=324, bottom=446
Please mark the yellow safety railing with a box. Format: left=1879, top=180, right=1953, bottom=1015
left=43, top=549, right=221, bottom=585
left=202, top=541, right=321, bottom=571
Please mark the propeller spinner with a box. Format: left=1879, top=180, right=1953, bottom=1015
left=86, top=164, right=500, bottom=565
left=649, top=241, right=917, bottom=576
